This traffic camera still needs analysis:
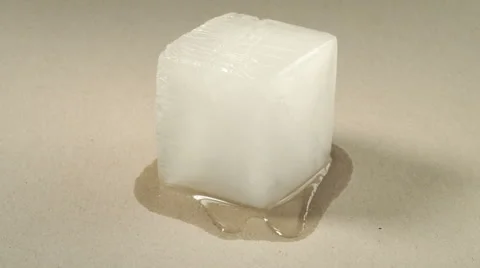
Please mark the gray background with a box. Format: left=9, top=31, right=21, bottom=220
left=1, top=0, right=479, bottom=267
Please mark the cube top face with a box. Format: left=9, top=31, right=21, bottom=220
left=157, top=13, right=337, bottom=209
left=159, top=13, right=336, bottom=81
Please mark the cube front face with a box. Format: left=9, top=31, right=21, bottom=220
left=156, top=13, right=337, bottom=209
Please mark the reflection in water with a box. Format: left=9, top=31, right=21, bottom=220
left=192, top=162, right=330, bottom=238
left=134, top=145, right=353, bottom=241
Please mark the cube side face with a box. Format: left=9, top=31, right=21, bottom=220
left=255, top=39, right=337, bottom=206
left=156, top=13, right=337, bottom=208
left=156, top=57, right=263, bottom=204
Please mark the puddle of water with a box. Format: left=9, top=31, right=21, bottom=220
left=134, top=145, right=353, bottom=241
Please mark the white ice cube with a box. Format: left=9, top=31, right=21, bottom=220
left=156, top=13, right=337, bottom=209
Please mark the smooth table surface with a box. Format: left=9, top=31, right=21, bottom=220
left=1, top=1, right=479, bottom=267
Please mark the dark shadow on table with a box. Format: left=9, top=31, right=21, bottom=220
left=134, top=145, right=353, bottom=242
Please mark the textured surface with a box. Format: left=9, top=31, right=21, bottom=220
left=156, top=13, right=337, bottom=208
left=1, top=0, right=480, bottom=267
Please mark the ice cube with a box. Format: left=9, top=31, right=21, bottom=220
left=156, top=13, right=337, bottom=209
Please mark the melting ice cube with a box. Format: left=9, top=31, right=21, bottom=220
left=156, top=13, right=337, bottom=209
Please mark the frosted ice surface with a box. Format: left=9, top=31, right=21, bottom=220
left=156, top=13, right=337, bottom=209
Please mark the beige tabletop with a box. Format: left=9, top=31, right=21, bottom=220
left=1, top=0, right=479, bottom=267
